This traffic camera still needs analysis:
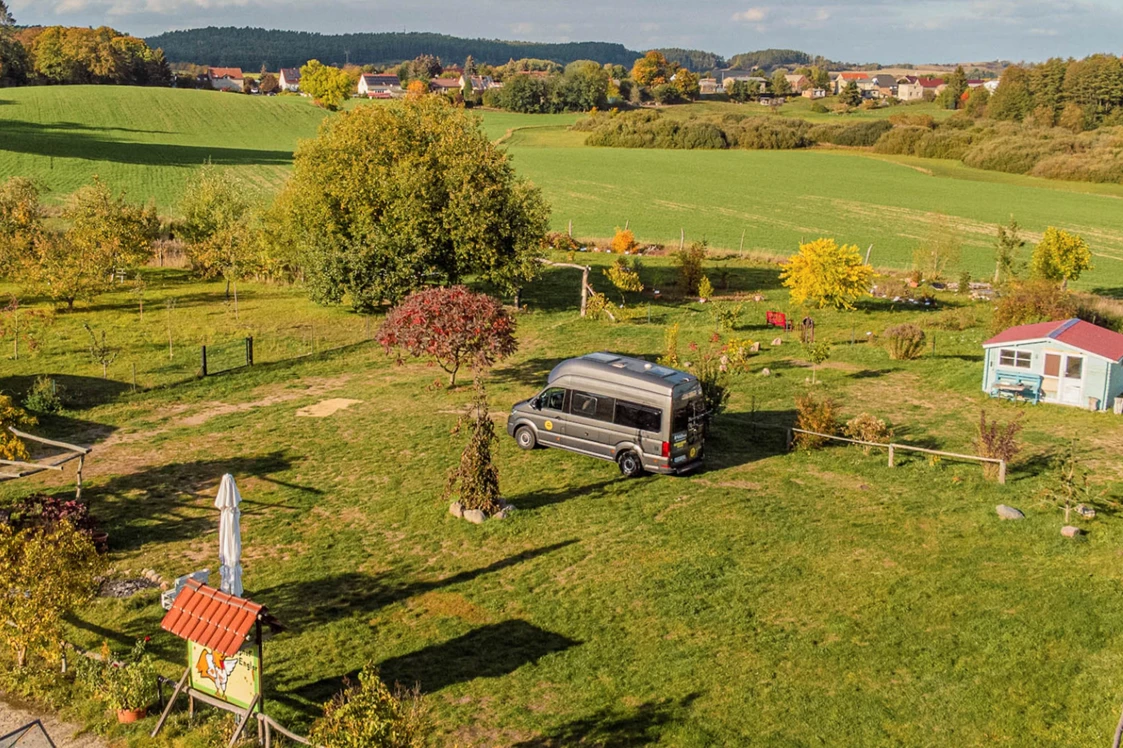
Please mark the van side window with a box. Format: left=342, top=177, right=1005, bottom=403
left=571, top=391, right=615, bottom=422
left=539, top=387, right=566, bottom=411
left=615, top=401, right=662, bottom=432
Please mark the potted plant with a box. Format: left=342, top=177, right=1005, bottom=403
left=76, top=639, right=158, bottom=723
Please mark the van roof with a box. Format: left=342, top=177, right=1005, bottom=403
left=548, top=352, right=696, bottom=393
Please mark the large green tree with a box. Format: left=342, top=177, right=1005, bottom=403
left=300, top=59, right=353, bottom=110
left=988, top=65, right=1033, bottom=121
left=1031, top=227, right=1092, bottom=289
left=277, top=97, right=549, bottom=310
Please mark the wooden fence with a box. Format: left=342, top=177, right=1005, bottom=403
left=782, top=426, right=1007, bottom=484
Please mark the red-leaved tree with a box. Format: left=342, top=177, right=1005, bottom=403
left=377, top=286, right=517, bottom=386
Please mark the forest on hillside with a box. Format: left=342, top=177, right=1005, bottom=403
left=145, top=27, right=643, bottom=69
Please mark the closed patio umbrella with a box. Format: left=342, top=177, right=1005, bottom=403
left=214, top=473, right=243, bottom=597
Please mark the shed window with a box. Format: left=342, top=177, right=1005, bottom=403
left=614, top=401, right=662, bottom=432
left=998, top=349, right=1032, bottom=369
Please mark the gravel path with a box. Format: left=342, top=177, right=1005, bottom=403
left=0, top=695, right=109, bottom=748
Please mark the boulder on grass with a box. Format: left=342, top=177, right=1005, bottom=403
left=760, top=368, right=771, bottom=377
left=772, top=338, right=783, bottom=346
left=1061, top=525, right=1083, bottom=538
left=995, top=504, right=1024, bottom=520
left=463, top=509, right=486, bottom=524
left=449, top=502, right=464, bottom=518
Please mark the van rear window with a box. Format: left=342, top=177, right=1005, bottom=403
left=673, top=400, right=704, bottom=434
left=614, top=401, right=662, bottom=432
left=571, top=391, right=615, bottom=422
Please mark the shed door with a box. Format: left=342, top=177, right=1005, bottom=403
left=1045, top=352, right=1084, bottom=405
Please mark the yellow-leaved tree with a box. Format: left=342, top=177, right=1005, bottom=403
left=0, top=393, right=36, bottom=460
left=780, top=238, right=875, bottom=310
left=1031, top=227, right=1092, bottom=289
left=299, top=59, right=353, bottom=111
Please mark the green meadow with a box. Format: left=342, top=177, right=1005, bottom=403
left=3, top=86, right=1123, bottom=290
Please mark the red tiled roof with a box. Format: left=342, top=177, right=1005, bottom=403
left=985, top=318, right=1123, bottom=361
left=210, top=67, right=243, bottom=80
left=840, top=72, right=869, bottom=80
left=917, top=77, right=945, bottom=87
left=160, top=580, right=264, bottom=656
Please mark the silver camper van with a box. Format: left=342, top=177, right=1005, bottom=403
left=506, top=352, right=706, bottom=476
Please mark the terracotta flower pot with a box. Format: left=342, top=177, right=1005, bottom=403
left=116, top=707, right=147, bottom=723
left=90, top=531, right=109, bottom=553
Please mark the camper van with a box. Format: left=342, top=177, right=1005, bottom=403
left=506, top=352, right=706, bottom=476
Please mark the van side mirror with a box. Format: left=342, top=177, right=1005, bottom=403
left=529, top=397, right=540, bottom=410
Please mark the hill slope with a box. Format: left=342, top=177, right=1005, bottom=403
left=146, top=27, right=642, bottom=69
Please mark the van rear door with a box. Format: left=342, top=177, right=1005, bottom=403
left=670, top=384, right=705, bottom=466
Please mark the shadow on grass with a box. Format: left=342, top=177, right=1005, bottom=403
left=255, top=539, right=577, bottom=631
left=91, top=451, right=302, bottom=552
left=511, top=477, right=618, bottom=511
left=512, top=692, right=701, bottom=747
left=494, top=353, right=663, bottom=389
left=0, top=374, right=132, bottom=411
left=706, top=409, right=797, bottom=468
left=283, top=620, right=579, bottom=707
left=0, top=119, right=293, bottom=167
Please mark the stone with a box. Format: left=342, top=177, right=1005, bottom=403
left=449, top=501, right=464, bottom=519
left=749, top=342, right=761, bottom=353
left=463, top=509, right=486, bottom=524
left=1061, top=525, right=1083, bottom=538
left=772, top=337, right=783, bottom=346
left=995, top=504, right=1025, bottom=520
left=1076, top=504, right=1096, bottom=519
left=494, top=507, right=511, bottom=520
left=752, top=294, right=764, bottom=302
left=760, top=368, right=771, bottom=377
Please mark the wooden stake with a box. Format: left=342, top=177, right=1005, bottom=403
left=151, top=669, right=190, bottom=737
left=679, top=228, right=684, bottom=251
left=567, top=219, right=572, bottom=237
left=739, top=230, right=746, bottom=256
left=580, top=267, right=589, bottom=317
left=865, top=244, right=873, bottom=264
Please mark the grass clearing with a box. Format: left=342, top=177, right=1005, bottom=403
left=3, top=255, right=1123, bottom=745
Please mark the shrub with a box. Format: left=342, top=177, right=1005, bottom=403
left=780, top=238, right=875, bottom=310
left=816, top=120, right=893, bottom=147
left=734, top=118, right=813, bottom=149
left=721, top=338, right=756, bottom=372
left=76, top=639, right=159, bottom=712
left=444, top=380, right=502, bottom=515
left=22, top=375, right=63, bottom=414
left=10, top=493, right=96, bottom=534
left=0, top=521, right=100, bottom=667
left=659, top=323, right=681, bottom=367
left=929, top=305, right=982, bottom=331
left=544, top=231, right=578, bottom=252
left=0, top=394, right=36, bottom=461
left=310, top=665, right=428, bottom=748
left=991, top=280, right=1078, bottom=333
left=604, top=257, right=644, bottom=304
left=676, top=122, right=727, bottom=149
left=1041, top=441, right=1090, bottom=524
left=611, top=228, right=638, bottom=254
left=957, top=270, right=971, bottom=295
left=809, top=101, right=828, bottom=113
left=584, top=290, right=612, bottom=320
left=888, top=113, right=936, bottom=128
left=688, top=339, right=730, bottom=418
left=697, top=275, right=714, bottom=300
left=975, top=411, right=1022, bottom=480
left=712, top=303, right=742, bottom=331
left=675, top=241, right=707, bottom=295
left=378, top=287, right=517, bottom=386
left=915, top=130, right=975, bottom=159
left=843, top=413, right=892, bottom=453
left=872, top=126, right=928, bottom=155
left=883, top=323, right=926, bottom=360
left=793, top=393, right=839, bottom=450
left=963, top=132, right=1074, bottom=174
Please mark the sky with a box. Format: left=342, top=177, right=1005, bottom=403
left=10, top=0, right=1123, bottom=64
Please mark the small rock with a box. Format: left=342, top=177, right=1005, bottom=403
left=772, top=337, right=783, bottom=346
left=449, top=502, right=464, bottom=518
left=463, top=509, right=486, bottom=524
left=1061, top=525, right=1083, bottom=538
left=1077, top=504, right=1096, bottom=519
left=760, top=367, right=771, bottom=377
left=494, top=507, right=511, bottom=520
left=996, top=504, right=1025, bottom=520
left=858, top=484, right=870, bottom=491
left=752, top=294, right=764, bottom=302
left=749, top=342, right=761, bottom=353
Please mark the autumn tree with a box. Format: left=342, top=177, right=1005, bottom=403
left=0, top=177, right=43, bottom=274
left=259, top=72, right=280, bottom=93
left=993, top=216, right=1025, bottom=284
left=672, top=68, right=700, bottom=100
left=631, top=51, right=674, bottom=87
left=377, top=286, right=518, bottom=386
left=780, top=238, right=875, bottom=310
left=277, top=96, right=549, bottom=309
left=0, top=521, right=101, bottom=667
left=0, top=394, right=35, bottom=460
left=604, top=257, right=643, bottom=305
left=444, top=379, right=502, bottom=515
left=300, top=59, right=352, bottom=110
left=177, top=165, right=259, bottom=295
left=1031, top=227, right=1092, bottom=289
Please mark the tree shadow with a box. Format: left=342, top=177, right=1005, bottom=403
left=0, top=373, right=132, bottom=410
left=254, top=540, right=577, bottom=631
left=705, top=409, right=797, bottom=468
left=91, top=451, right=303, bottom=552
left=510, top=477, right=618, bottom=511
left=492, top=356, right=572, bottom=388
left=512, top=692, right=701, bottom=747
left=1091, top=287, right=1123, bottom=300
left=0, top=119, right=294, bottom=167
left=850, top=369, right=887, bottom=379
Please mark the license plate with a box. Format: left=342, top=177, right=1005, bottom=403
left=674, top=455, right=686, bottom=464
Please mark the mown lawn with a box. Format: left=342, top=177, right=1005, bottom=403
left=3, top=256, right=1123, bottom=746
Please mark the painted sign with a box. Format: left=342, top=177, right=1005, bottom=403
left=188, top=640, right=260, bottom=711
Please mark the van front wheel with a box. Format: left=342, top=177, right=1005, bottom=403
left=617, top=451, right=644, bottom=478
left=515, top=426, right=537, bottom=450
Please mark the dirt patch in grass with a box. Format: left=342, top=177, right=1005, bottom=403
left=296, top=398, right=363, bottom=418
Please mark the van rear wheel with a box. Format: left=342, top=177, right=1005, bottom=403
left=515, top=426, right=537, bottom=450
left=617, top=450, right=644, bottom=478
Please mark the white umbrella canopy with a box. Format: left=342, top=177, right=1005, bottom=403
left=214, top=473, right=243, bottom=597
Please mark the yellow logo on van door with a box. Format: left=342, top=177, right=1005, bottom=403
left=544, top=420, right=553, bottom=431
left=689, top=447, right=697, bottom=458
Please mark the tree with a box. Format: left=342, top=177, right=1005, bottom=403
left=673, top=68, right=700, bottom=100
left=631, top=51, right=673, bottom=87
left=0, top=394, right=35, bottom=461
left=1041, top=442, right=1090, bottom=525
left=770, top=70, right=792, bottom=96
left=675, top=240, right=707, bottom=295
left=993, top=216, right=1025, bottom=284
left=0, top=521, right=100, bottom=667
left=444, top=379, right=502, bottom=514
left=780, top=238, right=874, bottom=310
left=278, top=97, right=549, bottom=309
left=0, top=1, right=13, bottom=26
left=943, top=65, right=968, bottom=109
left=259, top=72, right=280, bottom=94
left=964, top=85, right=989, bottom=118
left=604, top=257, right=643, bottom=305
left=1031, top=227, right=1092, bottom=289
left=912, top=214, right=961, bottom=282
left=840, top=81, right=862, bottom=107
left=651, top=83, right=682, bottom=105
left=310, top=665, right=427, bottom=748
left=407, top=54, right=442, bottom=80
left=463, top=55, right=476, bottom=76
left=988, top=65, right=1032, bottom=121
left=300, top=59, right=352, bottom=110
left=804, top=341, right=831, bottom=384
left=377, top=286, right=518, bottom=386
left=83, top=323, right=118, bottom=378
left=728, top=79, right=753, bottom=103
left=178, top=164, right=253, bottom=278
left=0, top=177, right=43, bottom=274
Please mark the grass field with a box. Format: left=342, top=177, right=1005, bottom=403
left=3, top=257, right=1123, bottom=746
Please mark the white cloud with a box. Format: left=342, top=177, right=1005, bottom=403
left=731, top=6, right=768, bottom=22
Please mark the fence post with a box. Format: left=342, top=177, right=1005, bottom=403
left=200, top=346, right=208, bottom=377
left=785, top=428, right=793, bottom=451
left=888, top=444, right=895, bottom=468
left=998, top=459, right=1006, bottom=485
left=245, top=337, right=254, bottom=367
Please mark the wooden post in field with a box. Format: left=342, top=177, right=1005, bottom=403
left=739, top=230, right=746, bottom=256
left=624, top=219, right=629, bottom=231
left=998, top=460, right=1006, bottom=485
left=200, top=346, right=208, bottom=377
left=887, top=444, right=895, bottom=468
left=865, top=244, right=873, bottom=265
left=131, top=363, right=137, bottom=392
left=580, top=267, right=589, bottom=316
left=567, top=219, right=572, bottom=237
left=679, top=228, right=685, bottom=251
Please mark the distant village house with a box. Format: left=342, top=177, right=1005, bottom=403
left=278, top=68, right=301, bottom=92
left=358, top=73, right=401, bottom=98
left=209, top=67, right=244, bottom=92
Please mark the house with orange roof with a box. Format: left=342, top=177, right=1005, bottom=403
left=208, top=67, right=244, bottom=92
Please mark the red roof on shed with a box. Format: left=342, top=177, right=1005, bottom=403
left=160, top=580, right=264, bottom=656
left=984, top=318, right=1123, bottom=362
